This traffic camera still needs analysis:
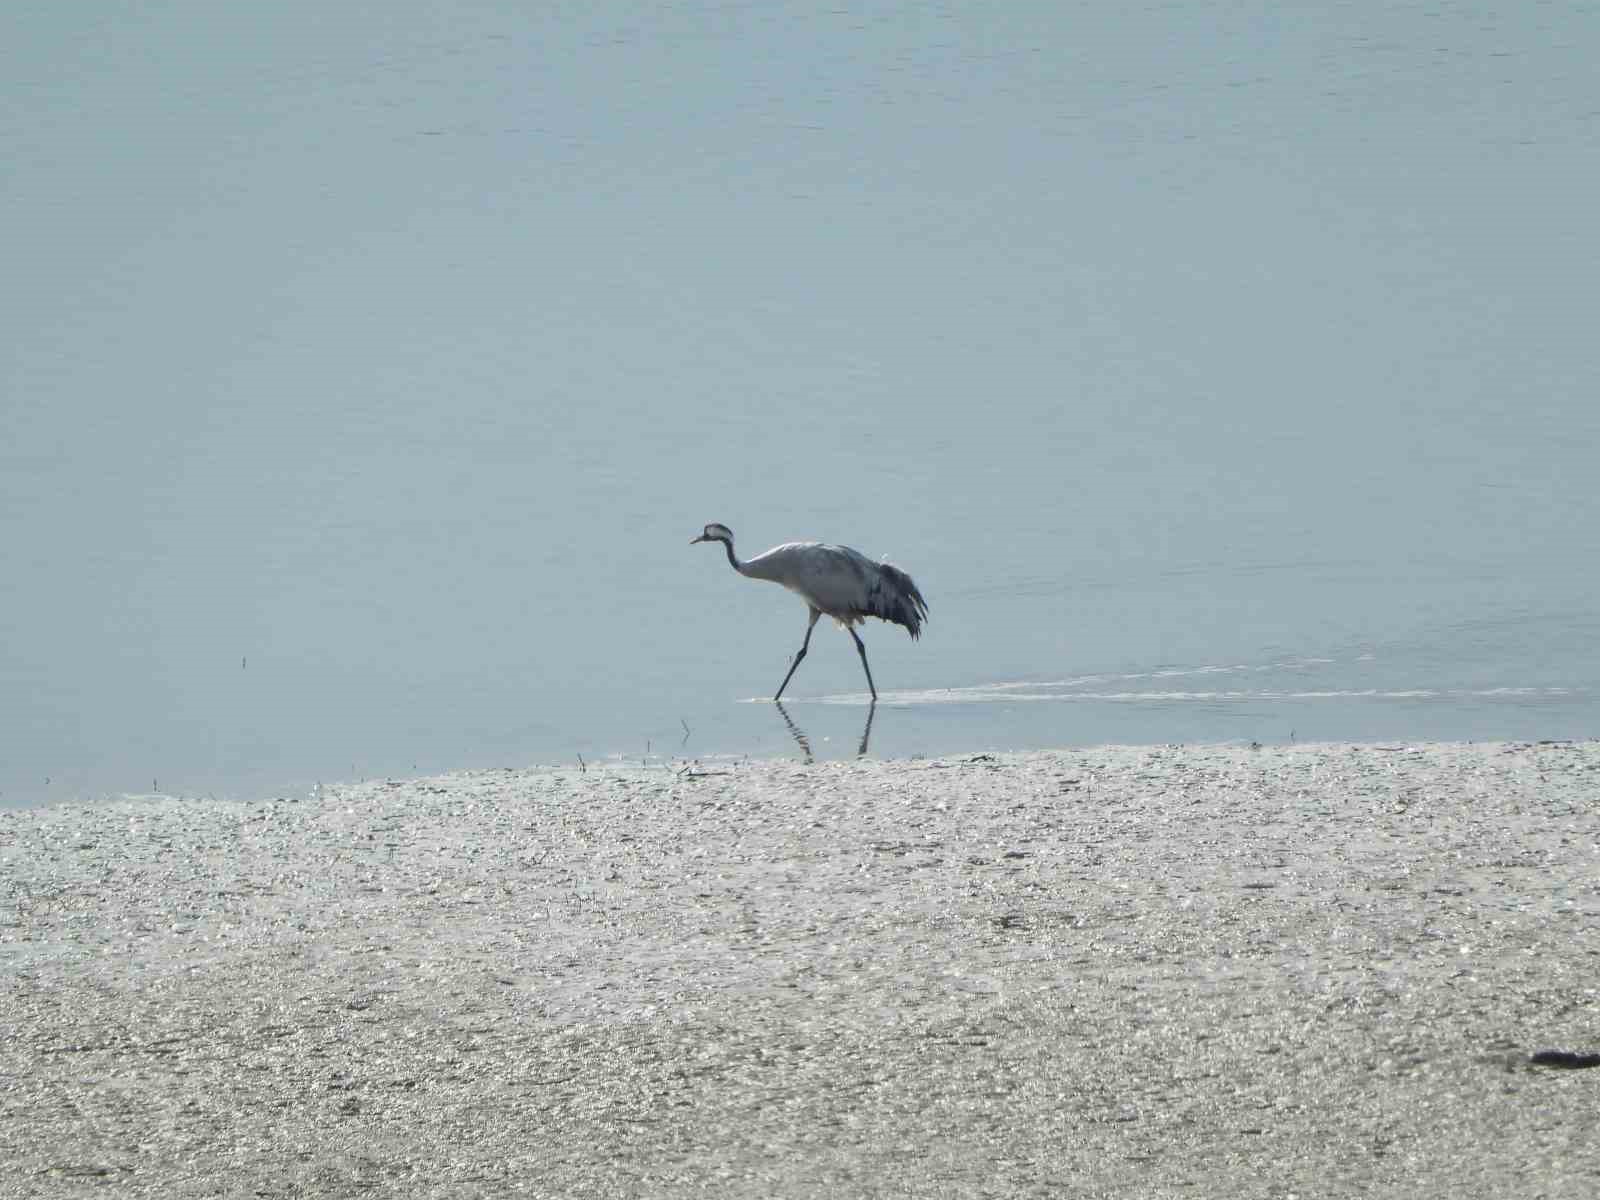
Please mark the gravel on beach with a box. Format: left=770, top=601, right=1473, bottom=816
left=4, top=740, right=1598, bottom=1198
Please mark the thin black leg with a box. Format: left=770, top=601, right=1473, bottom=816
left=848, top=627, right=878, bottom=701
left=774, top=613, right=819, bottom=701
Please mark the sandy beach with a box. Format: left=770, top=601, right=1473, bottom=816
left=3, top=740, right=1598, bottom=1198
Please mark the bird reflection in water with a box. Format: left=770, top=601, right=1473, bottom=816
left=774, top=699, right=877, bottom=763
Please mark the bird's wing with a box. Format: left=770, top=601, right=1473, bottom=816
left=739, top=542, right=869, bottom=612
left=741, top=541, right=927, bottom=635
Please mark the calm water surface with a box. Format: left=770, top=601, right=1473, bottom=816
left=4, top=2, right=1597, bottom=807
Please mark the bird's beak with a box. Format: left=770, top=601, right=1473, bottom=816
left=690, top=534, right=707, bottom=544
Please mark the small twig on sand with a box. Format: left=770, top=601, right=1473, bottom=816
left=576, top=753, right=586, bottom=773
left=1530, top=1049, right=1600, bottom=1069
left=676, top=762, right=731, bottom=780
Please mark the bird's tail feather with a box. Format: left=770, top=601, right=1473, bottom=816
left=869, top=561, right=929, bottom=639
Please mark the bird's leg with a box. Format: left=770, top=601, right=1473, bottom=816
left=848, top=627, right=878, bottom=701
left=774, top=609, right=821, bottom=701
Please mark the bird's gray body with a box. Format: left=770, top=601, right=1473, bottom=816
left=690, top=522, right=928, bottom=700
left=738, top=540, right=926, bottom=637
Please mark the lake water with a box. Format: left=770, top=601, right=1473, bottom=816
left=5, top=2, right=1597, bottom=807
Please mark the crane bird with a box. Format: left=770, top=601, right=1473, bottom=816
left=690, top=522, right=928, bottom=702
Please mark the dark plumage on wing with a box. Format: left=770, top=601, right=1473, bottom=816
left=868, top=559, right=928, bottom=639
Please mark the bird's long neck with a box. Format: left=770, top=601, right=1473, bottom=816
left=717, top=536, right=744, bottom=574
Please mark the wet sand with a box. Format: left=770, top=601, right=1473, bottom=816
left=4, top=741, right=1598, bottom=1198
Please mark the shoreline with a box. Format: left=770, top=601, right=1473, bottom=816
left=4, top=740, right=1598, bottom=1197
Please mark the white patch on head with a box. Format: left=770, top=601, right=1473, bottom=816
left=704, top=523, right=733, bottom=541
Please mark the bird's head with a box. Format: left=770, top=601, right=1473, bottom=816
left=690, top=522, right=734, bottom=546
